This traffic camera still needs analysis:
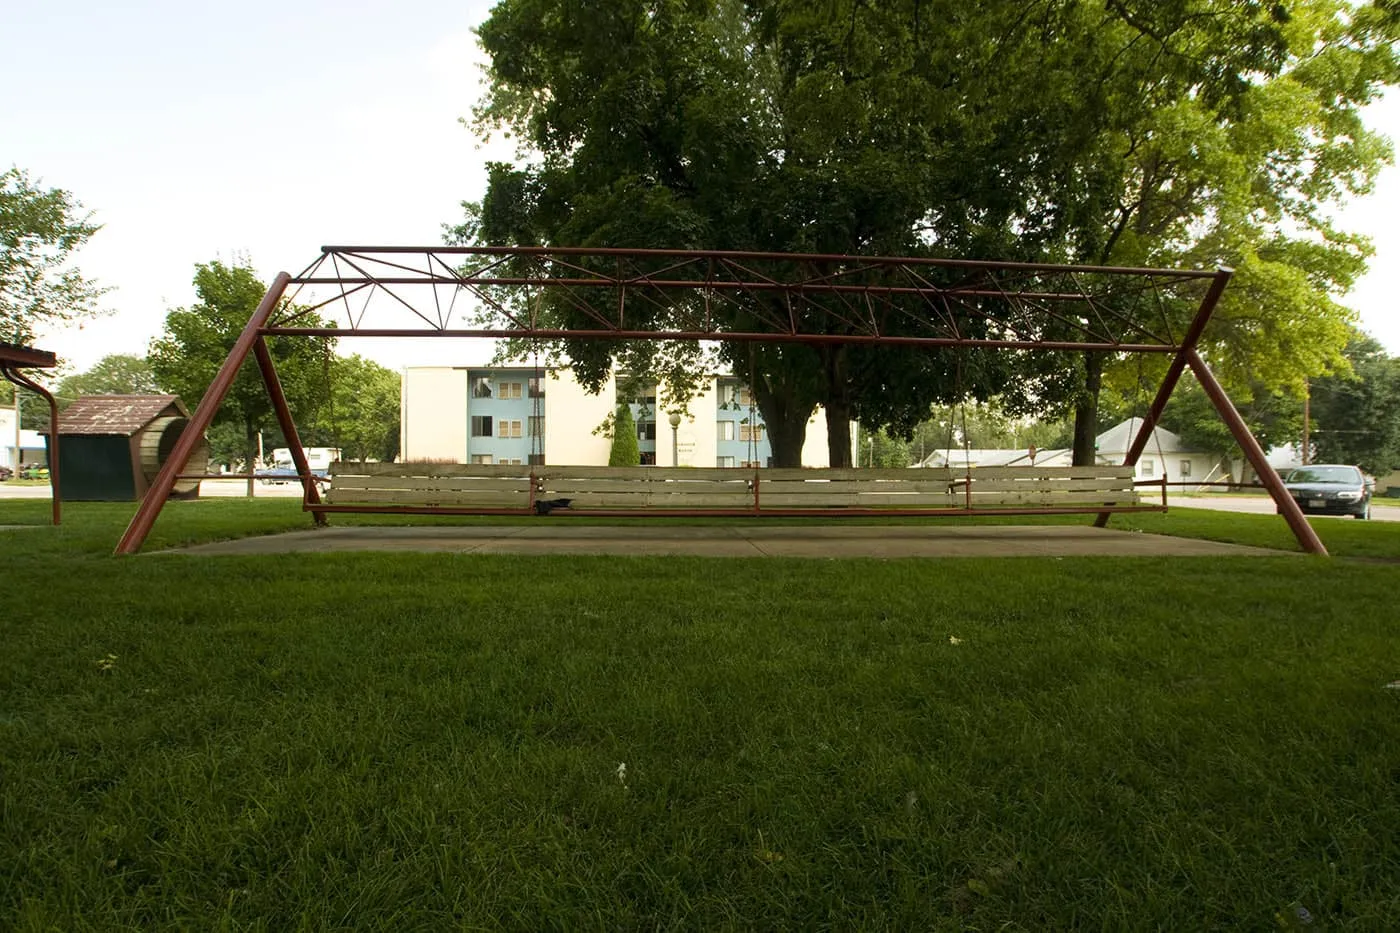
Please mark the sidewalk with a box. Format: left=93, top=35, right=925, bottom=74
left=169, top=524, right=1290, bottom=559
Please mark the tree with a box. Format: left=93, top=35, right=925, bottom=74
left=608, top=404, right=641, bottom=466
left=1152, top=378, right=1301, bottom=486
left=466, top=0, right=1072, bottom=466
left=0, top=378, right=59, bottom=430
left=147, top=261, right=334, bottom=494
left=1018, top=1, right=1400, bottom=463
left=308, top=354, right=401, bottom=462
left=1, top=167, right=106, bottom=345
left=55, top=353, right=161, bottom=401
left=1308, top=333, right=1400, bottom=475
left=466, top=1, right=1399, bottom=470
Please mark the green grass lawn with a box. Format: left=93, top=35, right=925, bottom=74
left=2, top=499, right=1398, bottom=929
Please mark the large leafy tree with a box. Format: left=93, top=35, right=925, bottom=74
left=1009, top=0, right=1399, bottom=462
left=148, top=261, right=334, bottom=494
left=465, top=1, right=1398, bottom=467
left=465, top=0, right=1069, bottom=465
left=55, top=353, right=161, bottom=401
left=302, top=354, right=402, bottom=462
left=1, top=167, right=106, bottom=345
left=1308, top=333, right=1400, bottom=475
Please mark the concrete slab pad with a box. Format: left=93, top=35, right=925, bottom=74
left=166, top=523, right=1290, bottom=559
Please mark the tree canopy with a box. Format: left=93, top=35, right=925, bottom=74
left=1307, top=332, right=1400, bottom=475
left=302, top=354, right=402, bottom=463
left=1, top=167, right=106, bottom=346
left=464, top=0, right=1400, bottom=465
left=55, top=353, right=161, bottom=401
left=148, top=261, right=334, bottom=485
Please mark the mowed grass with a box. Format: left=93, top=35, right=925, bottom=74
left=1, top=499, right=1398, bottom=929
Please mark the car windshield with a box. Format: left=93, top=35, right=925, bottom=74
left=1285, top=466, right=1360, bottom=484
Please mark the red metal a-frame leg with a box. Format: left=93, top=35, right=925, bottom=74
left=1093, top=267, right=1326, bottom=555
left=115, top=273, right=292, bottom=555
left=1187, top=350, right=1325, bottom=555
left=252, top=337, right=326, bottom=524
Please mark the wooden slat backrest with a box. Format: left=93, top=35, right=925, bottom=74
left=327, top=462, right=534, bottom=506
left=539, top=467, right=754, bottom=509
left=322, top=462, right=1152, bottom=513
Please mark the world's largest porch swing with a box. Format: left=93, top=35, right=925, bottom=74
left=114, top=246, right=1327, bottom=556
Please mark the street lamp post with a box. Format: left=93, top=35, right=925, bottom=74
left=668, top=412, right=682, bottom=466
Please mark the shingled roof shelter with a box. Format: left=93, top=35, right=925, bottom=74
left=49, top=395, right=209, bottom=501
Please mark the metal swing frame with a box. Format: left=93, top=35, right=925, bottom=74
left=114, top=246, right=1327, bottom=555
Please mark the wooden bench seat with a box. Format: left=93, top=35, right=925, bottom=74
left=317, top=462, right=1160, bottom=516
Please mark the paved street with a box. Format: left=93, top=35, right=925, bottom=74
left=1171, top=493, right=1400, bottom=522
left=0, top=478, right=308, bottom=499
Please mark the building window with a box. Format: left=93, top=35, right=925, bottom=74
left=529, top=415, right=545, bottom=437
left=717, top=456, right=736, bottom=468
left=528, top=376, right=545, bottom=399
left=741, top=460, right=763, bottom=469
left=1141, top=458, right=1156, bottom=476
left=717, top=421, right=735, bottom=441
left=720, top=384, right=753, bottom=408
left=637, top=421, right=657, bottom=441
left=499, top=381, right=523, bottom=400
left=471, top=416, right=493, bottom=437
left=501, top=458, right=523, bottom=465
left=470, top=454, right=493, bottom=465
left=528, top=453, right=545, bottom=466
left=739, top=423, right=766, bottom=442
left=630, top=388, right=657, bottom=405
left=1180, top=460, right=1192, bottom=477
left=639, top=451, right=656, bottom=465
left=472, top=377, right=492, bottom=399
left=498, top=419, right=522, bottom=438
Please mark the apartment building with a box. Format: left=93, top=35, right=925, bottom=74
left=400, top=366, right=836, bottom=467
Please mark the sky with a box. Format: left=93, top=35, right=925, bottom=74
left=3, top=0, right=1399, bottom=379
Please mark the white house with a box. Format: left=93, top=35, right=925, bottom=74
left=916, top=418, right=1227, bottom=492
left=1, top=408, right=48, bottom=473
left=400, top=365, right=847, bottom=468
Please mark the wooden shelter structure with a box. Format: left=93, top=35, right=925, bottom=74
left=51, top=395, right=209, bottom=501
left=1, top=341, right=60, bottom=524
left=115, top=246, right=1327, bottom=555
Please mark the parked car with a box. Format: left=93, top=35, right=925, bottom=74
left=1280, top=464, right=1374, bottom=520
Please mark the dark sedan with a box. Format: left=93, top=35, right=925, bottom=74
left=1281, top=464, right=1374, bottom=520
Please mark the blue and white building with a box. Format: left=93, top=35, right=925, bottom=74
left=400, top=366, right=835, bottom=467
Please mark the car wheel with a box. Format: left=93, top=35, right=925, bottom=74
left=1354, top=503, right=1370, bottom=520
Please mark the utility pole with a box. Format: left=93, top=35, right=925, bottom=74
left=11, top=387, right=20, bottom=475
left=1301, top=379, right=1310, bottom=466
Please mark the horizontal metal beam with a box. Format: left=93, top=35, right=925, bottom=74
left=319, top=245, right=1220, bottom=280
left=289, top=276, right=1174, bottom=304
left=264, top=327, right=1177, bottom=352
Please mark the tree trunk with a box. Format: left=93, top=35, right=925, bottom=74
left=245, top=422, right=259, bottom=498
left=753, top=384, right=813, bottom=468
left=823, top=347, right=854, bottom=468
left=1071, top=351, right=1104, bottom=466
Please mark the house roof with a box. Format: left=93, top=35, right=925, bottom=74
left=51, top=395, right=189, bottom=436
left=1095, top=417, right=1186, bottom=454
left=915, top=447, right=1076, bottom=468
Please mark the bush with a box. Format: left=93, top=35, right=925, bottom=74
left=609, top=405, right=641, bottom=466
